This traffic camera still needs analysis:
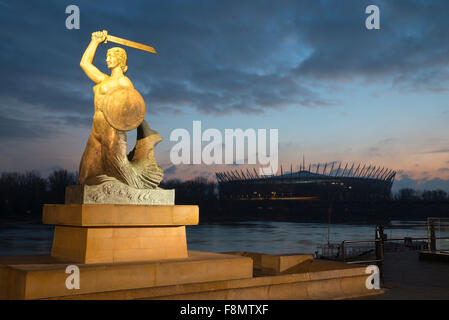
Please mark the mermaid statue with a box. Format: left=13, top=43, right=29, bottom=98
left=78, top=30, right=163, bottom=190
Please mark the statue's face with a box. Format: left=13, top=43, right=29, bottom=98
left=106, top=51, right=120, bottom=69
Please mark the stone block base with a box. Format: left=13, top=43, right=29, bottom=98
left=42, top=204, right=199, bottom=264
left=227, top=252, right=314, bottom=274
left=65, top=183, right=175, bottom=205
left=0, top=251, right=253, bottom=300
left=52, top=226, right=188, bottom=264
left=43, top=204, right=198, bottom=227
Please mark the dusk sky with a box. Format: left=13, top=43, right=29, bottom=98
left=1, top=0, right=449, bottom=192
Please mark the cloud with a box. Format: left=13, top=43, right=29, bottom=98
left=0, top=114, right=53, bottom=140
left=427, top=148, right=449, bottom=154
left=293, top=1, right=449, bottom=90
left=2, top=0, right=449, bottom=189
left=2, top=0, right=449, bottom=142
left=393, top=173, right=449, bottom=192
left=420, top=178, right=449, bottom=192
left=164, top=165, right=177, bottom=175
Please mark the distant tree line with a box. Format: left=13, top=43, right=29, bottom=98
left=1, top=169, right=448, bottom=218
left=0, top=170, right=77, bottom=216
left=160, top=177, right=218, bottom=204
left=0, top=172, right=219, bottom=217
left=394, top=188, right=448, bottom=201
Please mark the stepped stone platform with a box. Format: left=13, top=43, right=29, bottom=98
left=0, top=193, right=384, bottom=300
left=0, top=251, right=383, bottom=300
left=0, top=251, right=252, bottom=300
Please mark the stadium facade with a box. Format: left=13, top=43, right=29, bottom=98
left=216, top=162, right=396, bottom=202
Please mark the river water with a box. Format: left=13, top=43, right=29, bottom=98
left=0, top=219, right=431, bottom=256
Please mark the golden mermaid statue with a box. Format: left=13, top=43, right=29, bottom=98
left=78, top=30, right=163, bottom=189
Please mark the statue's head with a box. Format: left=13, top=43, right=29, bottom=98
left=106, top=47, right=128, bottom=73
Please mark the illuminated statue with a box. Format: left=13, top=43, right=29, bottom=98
left=78, top=30, right=163, bottom=189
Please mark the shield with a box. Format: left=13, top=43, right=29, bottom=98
left=104, top=87, right=146, bottom=131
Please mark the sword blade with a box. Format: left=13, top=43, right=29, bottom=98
left=106, top=35, right=157, bottom=54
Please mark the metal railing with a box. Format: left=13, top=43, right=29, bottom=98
left=340, top=224, right=449, bottom=280
left=427, top=218, right=449, bottom=252
left=341, top=239, right=382, bottom=264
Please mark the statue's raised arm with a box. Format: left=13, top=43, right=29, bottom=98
left=80, top=30, right=109, bottom=84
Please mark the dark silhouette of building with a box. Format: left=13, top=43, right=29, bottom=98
left=217, top=163, right=396, bottom=202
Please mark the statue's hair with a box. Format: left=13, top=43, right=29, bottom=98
left=108, top=47, right=128, bottom=73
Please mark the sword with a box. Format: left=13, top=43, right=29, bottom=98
left=103, top=31, right=157, bottom=54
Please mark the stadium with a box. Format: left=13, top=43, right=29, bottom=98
left=216, top=162, right=396, bottom=202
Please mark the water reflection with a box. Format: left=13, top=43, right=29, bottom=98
left=0, top=221, right=54, bottom=256
left=186, top=221, right=428, bottom=254
left=0, top=220, right=429, bottom=256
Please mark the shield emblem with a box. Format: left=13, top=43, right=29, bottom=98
left=104, top=87, right=146, bottom=131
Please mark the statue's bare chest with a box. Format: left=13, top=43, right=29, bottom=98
left=94, top=78, right=121, bottom=96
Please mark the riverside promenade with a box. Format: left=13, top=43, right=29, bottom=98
left=361, top=251, right=449, bottom=299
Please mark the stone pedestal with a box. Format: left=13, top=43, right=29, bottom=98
left=0, top=188, right=384, bottom=300
left=43, top=204, right=198, bottom=264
